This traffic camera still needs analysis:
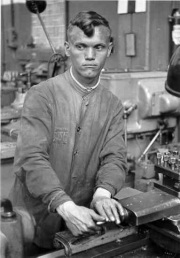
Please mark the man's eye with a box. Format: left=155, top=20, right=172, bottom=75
left=76, top=45, right=85, bottom=50
left=95, top=46, right=104, bottom=50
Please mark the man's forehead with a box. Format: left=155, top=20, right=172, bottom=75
left=68, top=26, right=110, bottom=43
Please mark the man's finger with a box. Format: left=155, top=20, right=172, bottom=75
left=111, top=203, right=121, bottom=224
left=103, top=204, right=116, bottom=222
left=116, top=201, right=127, bottom=221
left=91, top=206, right=108, bottom=221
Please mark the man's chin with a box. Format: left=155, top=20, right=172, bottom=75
left=82, top=70, right=99, bottom=79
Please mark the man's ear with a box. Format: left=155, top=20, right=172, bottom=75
left=107, top=42, right=113, bottom=57
left=64, top=41, right=70, bottom=57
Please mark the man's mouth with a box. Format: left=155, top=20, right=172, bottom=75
left=83, top=65, right=98, bottom=69
left=83, top=64, right=97, bottom=67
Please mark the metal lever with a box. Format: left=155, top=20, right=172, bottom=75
left=26, top=0, right=56, bottom=54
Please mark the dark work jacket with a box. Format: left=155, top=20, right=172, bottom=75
left=9, top=69, right=127, bottom=248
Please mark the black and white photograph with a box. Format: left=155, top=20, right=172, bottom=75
left=1, top=0, right=180, bottom=257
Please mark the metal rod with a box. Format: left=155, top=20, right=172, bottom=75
left=36, top=11, right=56, bottom=54
left=124, top=118, right=127, bottom=147
left=138, top=129, right=162, bottom=162
left=34, top=5, right=56, bottom=54
left=11, top=0, right=15, bottom=27
left=144, top=0, right=150, bottom=71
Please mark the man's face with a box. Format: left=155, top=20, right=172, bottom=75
left=65, top=25, right=112, bottom=84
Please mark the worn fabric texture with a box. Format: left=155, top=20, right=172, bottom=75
left=9, top=69, right=127, bottom=248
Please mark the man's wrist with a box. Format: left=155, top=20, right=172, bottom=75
left=90, top=188, right=111, bottom=211
left=56, top=201, right=76, bottom=217
left=93, top=187, right=111, bottom=200
left=48, top=191, right=72, bottom=213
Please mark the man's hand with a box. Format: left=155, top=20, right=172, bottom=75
left=56, top=201, right=105, bottom=236
left=90, top=188, right=125, bottom=225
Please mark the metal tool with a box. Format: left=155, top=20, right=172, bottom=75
left=123, top=103, right=137, bottom=146
left=138, top=128, right=162, bottom=162
left=38, top=224, right=137, bottom=257
left=154, top=148, right=180, bottom=197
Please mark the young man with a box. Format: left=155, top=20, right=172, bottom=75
left=9, top=11, right=127, bottom=249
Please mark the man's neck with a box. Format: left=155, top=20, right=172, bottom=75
left=70, top=67, right=100, bottom=91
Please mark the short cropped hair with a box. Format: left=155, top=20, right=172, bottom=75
left=67, top=11, right=112, bottom=39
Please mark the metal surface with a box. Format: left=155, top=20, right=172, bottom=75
left=53, top=225, right=137, bottom=257
left=37, top=230, right=149, bottom=258
left=163, top=175, right=180, bottom=191
left=155, top=164, right=180, bottom=181
left=151, top=214, right=180, bottom=234
left=149, top=223, right=180, bottom=254
left=154, top=162, right=180, bottom=197
left=34, top=233, right=178, bottom=258
left=119, top=189, right=180, bottom=226
left=138, top=78, right=180, bottom=119
left=154, top=183, right=180, bottom=198
left=38, top=225, right=137, bottom=258
left=62, top=233, right=150, bottom=258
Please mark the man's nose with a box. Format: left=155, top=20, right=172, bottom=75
left=85, top=47, right=95, bottom=60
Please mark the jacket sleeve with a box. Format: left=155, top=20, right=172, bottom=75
left=95, top=100, right=127, bottom=196
left=14, top=86, right=72, bottom=212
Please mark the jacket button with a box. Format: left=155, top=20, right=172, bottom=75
left=77, top=126, right=81, bottom=132
left=74, top=150, right=78, bottom=155
left=82, top=97, right=89, bottom=106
